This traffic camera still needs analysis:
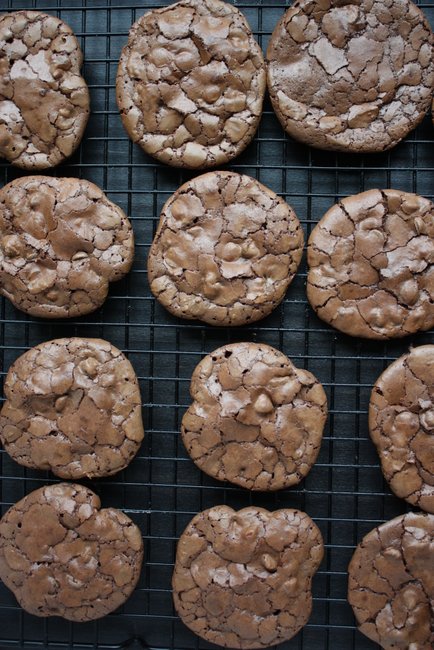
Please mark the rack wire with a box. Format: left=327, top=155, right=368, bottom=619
left=1, top=1, right=433, bottom=648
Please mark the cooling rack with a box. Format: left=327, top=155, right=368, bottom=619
left=0, top=1, right=433, bottom=648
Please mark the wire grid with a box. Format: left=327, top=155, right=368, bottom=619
left=0, top=0, right=433, bottom=648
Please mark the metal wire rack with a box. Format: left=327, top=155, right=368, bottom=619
left=1, top=1, right=433, bottom=648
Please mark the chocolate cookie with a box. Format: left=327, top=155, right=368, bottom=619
left=0, top=176, right=134, bottom=318
left=266, top=1, right=434, bottom=153
left=173, top=505, right=324, bottom=648
left=181, top=343, right=327, bottom=490
left=0, top=11, right=89, bottom=169
left=0, top=338, right=144, bottom=479
left=0, top=483, right=143, bottom=621
left=116, top=0, right=266, bottom=168
left=307, top=189, right=434, bottom=339
left=348, top=512, right=434, bottom=649
left=369, top=346, right=434, bottom=513
left=147, top=172, right=304, bottom=326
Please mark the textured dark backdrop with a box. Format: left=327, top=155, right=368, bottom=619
left=0, top=1, right=433, bottom=649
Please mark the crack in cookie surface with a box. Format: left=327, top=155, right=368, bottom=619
left=116, top=0, right=266, bottom=168
left=348, top=513, right=434, bottom=649
left=173, top=505, right=324, bottom=648
left=306, top=189, right=434, bottom=339
left=0, top=176, right=134, bottom=318
left=0, top=338, right=144, bottom=479
left=369, top=345, right=434, bottom=513
left=147, top=172, right=304, bottom=326
left=0, top=483, right=144, bottom=621
left=0, top=10, right=89, bottom=169
left=181, top=343, right=327, bottom=490
left=266, top=0, right=434, bottom=152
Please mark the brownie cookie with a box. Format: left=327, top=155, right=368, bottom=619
left=173, top=505, right=324, bottom=648
left=0, top=176, right=134, bottom=318
left=0, top=338, right=144, bottom=479
left=266, top=1, right=434, bottom=153
left=148, top=172, right=304, bottom=326
left=0, top=11, right=89, bottom=169
left=348, top=512, right=434, bottom=649
left=116, top=0, right=266, bottom=168
left=307, top=189, right=434, bottom=339
left=0, top=483, right=143, bottom=621
left=182, top=343, right=327, bottom=491
left=369, top=346, right=434, bottom=513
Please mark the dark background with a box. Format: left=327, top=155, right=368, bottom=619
left=0, top=1, right=433, bottom=649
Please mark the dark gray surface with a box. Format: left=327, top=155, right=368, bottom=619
left=0, top=1, right=433, bottom=649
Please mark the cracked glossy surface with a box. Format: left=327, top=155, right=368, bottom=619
left=267, top=0, right=434, bottom=152
left=173, top=506, right=323, bottom=649
left=0, top=483, right=144, bottom=621
left=116, top=0, right=266, bottom=168
left=0, top=338, right=144, bottom=479
left=148, top=172, right=304, bottom=326
left=369, top=346, right=434, bottom=513
left=0, top=176, right=134, bottom=318
left=181, top=343, right=327, bottom=491
left=348, top=513, right=434, bottom=649
left=307, top=189, right=434, bottom=339
left=0, top=10, right=89, bottom=169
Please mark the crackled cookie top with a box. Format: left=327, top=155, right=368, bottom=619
left=147, top=172, right=304, bottom=326
left=0, top=176, right=134, bottom=318
left=307, top=189, right=434, bottom=339
left=266, top=0, right=434, bottom=152
left=369, top=346, right=434, bottom=513
left=173, top=506, right=324, bottom=649
left=116, top=0, right=266, bottom=168
left=0, top=338, right=144, bottom=479
left=0, top=483, right=144, bottom=621
left=348, top=513, right=434, bottom=650
left=182, top=343, right=327, bottom=490
left=0, top=10, right=89, bottom=169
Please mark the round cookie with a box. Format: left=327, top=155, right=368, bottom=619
left=369, top=346, right=434, bottom=513
left=0, top=338, right=144, bottom=479
left=266, top=1, right=434, bottom=153
left=306, top=189, right=434, bottom=339
left=147, top=172, right=304, bottom=326
left=348, top=512, right=434, bottom=649
left=0, top=483, right=144, bottom=621
left=116, top=0, right=266, bottom=169
left=173, top=505, right=324, bottom=649
left=0, top=11, right=89, bottom=169
left=0, top=176, right=134, bottom=318
left=181, top=343, right=327, bottom=490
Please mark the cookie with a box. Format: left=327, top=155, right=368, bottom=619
left=181, top=343, right=327, bottom=491
left=173, top=505, right=324, bottom=649
left=0, top=176, right=134, bottom=318
left=369, top=346, right=434, bottom=514
left=266, top=1, right=434, bottom=153
left=147, top=172, right=304, bottom=326
left=0, top=11, right=89, bottom=169
left=0, top=483, right=143, bottom=621
left=0, top=338, right=144, bottom=479
left=116, top=0, right=266, bottom=168
left=306, top=189, right=434, bottom=339
left=348, top=512, right=434, bottom=649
